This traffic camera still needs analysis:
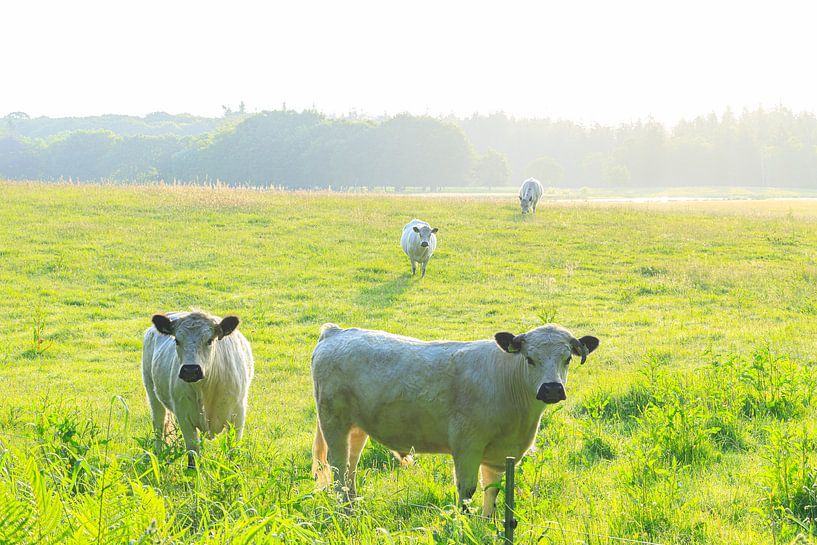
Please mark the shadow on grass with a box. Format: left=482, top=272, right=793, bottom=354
left=355, top=275, right=412, bottom=311
left=508, top=209, right=537, bottom=223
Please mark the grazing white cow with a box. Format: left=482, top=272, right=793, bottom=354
left=519, top=177, right=544, bottom=214
left=311, top=323, right=599, bottom=515
left=401, top=218, right=438, bottom=277
left=142, top=311, right=254, bottom=468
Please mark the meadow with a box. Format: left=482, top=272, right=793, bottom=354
left=1, top=181, right=817, bottom=544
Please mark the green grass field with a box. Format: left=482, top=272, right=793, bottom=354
left=2, top=181, right=817, bottom=544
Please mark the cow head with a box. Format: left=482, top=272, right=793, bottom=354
left=495, top=324, right=599, bottom=404
left=412, top=224, right=439, bottom=248
left=152, top=312, right=240, bottom=383
left=519, top=195, right=533, bottom=214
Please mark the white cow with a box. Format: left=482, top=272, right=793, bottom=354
left=400, top=218, right=438, bottom=277
left=519, top=178, right=544, bottom=214
left=142, top=310, right=254, bottom=468
left=311, top=323, right=599, bottom=515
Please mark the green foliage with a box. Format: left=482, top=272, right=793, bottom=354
left=5, top=107, right=817, bottom=189
left=1, top=111, right=221, bottom=139
left=638, top=392, right=720, bottom=466
left=27, top=308, right=52, bottom=358
left=760, top=424, right=817, bottom=538
left=739, top=347, right=810, bottom=419
left=707, top=347, right=811, bottom=421
left=574, top=380, right=655, bottom=431
left=372, top=114, right=474, bottom=189
left=459, top=107, right=817, bottom=187
left=0, top=111, right=476, bottom=188
left=570, top=392, right=617, bottom=467
left=473, top=148, right=509, bottom=187
left=524, top=155, right=564, bottom=186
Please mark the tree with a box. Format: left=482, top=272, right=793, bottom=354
left=7, top=107, right=817, bottom=190
left=0, top=135, right=39, bottom=179
left=525, top=156, right=564, bottom=186
left=605, top=162, right=630, bottom=186
left=4, top=112, right=30, bottom=134
left=473, top=149, right=509, bottom=186
left=615, top=118, right=666, bottom=186
left=370, top=115, right=475, bottom=189
left=41, top=130, right=120, bottom=181
left=109, top=135, right=185, bottom=182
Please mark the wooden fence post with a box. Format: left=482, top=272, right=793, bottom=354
left=504, top=456, right=516, bottom=545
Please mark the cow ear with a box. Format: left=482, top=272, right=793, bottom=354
left=431, top=227, right=438, bottom=234
left=217, top=316, right=240, bottom=339
left=412, top=226, right=420, bottom=233
left=152, top=314, right=174, bottom=336
left=495, top=332, right=522, bottom=353
left=571, top=335, right=599, bottom=364
left=579, top=335, right=599, bottom=354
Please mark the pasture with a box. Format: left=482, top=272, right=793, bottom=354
left=1, top=181, right=817, bottom=544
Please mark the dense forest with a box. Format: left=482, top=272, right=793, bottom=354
left=1, top=107, right=816, bottom=189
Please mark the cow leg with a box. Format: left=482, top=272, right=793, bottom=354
left=453, top=452, right=481, bottom=512
left=177, top=418, right=200, bottom=469
left=320, top=418, right=353, bottom=502
left=421, top=262, right=427, bottom=278
left=230, top=403, right=246, bottom=441
left=347, top=427, right=369, bottom=498
left=205, top=418, right=223, bottom=440
left=312, top=419, right=332, bottom=489
left=146, top=391, right=167, bottom=454
left=411, top=260, right=417, bottom=275
left=480, top=463, right=505, bottom=517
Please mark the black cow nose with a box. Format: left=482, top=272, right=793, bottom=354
left=536, top=382, right=566, bottom=404
left=421, top=242, right=429, bottom=247
left=179, top=365, right=204, bottom=383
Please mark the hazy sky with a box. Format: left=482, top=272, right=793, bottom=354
left=3, top=0, right=816, bottom=126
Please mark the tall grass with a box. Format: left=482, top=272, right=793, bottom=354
left=2, top=182, right=817, bottom=543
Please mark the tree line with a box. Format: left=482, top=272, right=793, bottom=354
left=1, top=107, right=816, bottom=189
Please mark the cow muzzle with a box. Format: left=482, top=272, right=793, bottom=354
left=536, top=382, right=566, bottom=404
left=421, top=241, right=429, bottom=247
left=179, top=365, right=204, bottom=383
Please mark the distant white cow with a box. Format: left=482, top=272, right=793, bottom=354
left=401, top=219, right=438, bottom=277
left=142, top=311, right=254, bottom=468
left=519, top=177, right=544, bottom=214
left=311, top=323, right=599, bottom=515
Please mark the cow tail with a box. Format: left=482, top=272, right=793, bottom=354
left=392, top=450, right=415, bottom=466
left=312, top=418, right=332, bottom=489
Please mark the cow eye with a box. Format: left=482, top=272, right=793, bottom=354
left=174, top=339, right=179, bottom=346
left=207, top=338, right=214, bottom=345
left=526, top=357, right=535, bottom=366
